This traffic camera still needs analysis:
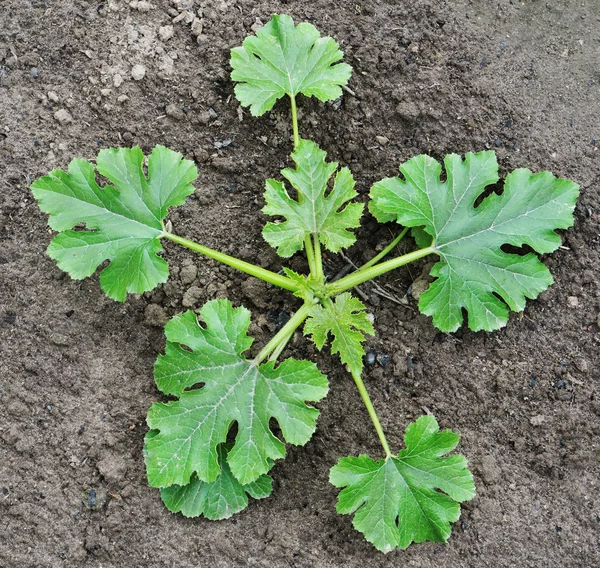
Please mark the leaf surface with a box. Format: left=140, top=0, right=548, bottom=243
left=263, top=139, right=363, bottom=257
left=304, top=293, right=374, bottom=376
left=369, top=151, right=578, bottom=331
left=330, top=415, right=475, bottom=553
left=158, top=444, right=272, bottom=520
left=145, top=300, right=328, bottom=488
left=230, top=14, right=352, bottom=116
left=30, top=146, right=197, bottom=301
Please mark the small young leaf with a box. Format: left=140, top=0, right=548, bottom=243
left=230, top=14, right=352, bottom=116
left=330, top=415, right=475, bottom=553
left=369, top=151, right=579, bottom=332
left=157, top=444, right=273, bottom=520
left=30, top=146, right=197, bottom=301
left=145, top=299, right=328, bottom=489
left=263, top=138, right=363, bottom=257
left=304, top=293, right=374, bottom=376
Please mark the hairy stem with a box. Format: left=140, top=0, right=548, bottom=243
left=254, top=302, right=313, bottom=364
left=290, top=93, right=300, bottom=149
left=351, top=370, right=391, bottom=458
left=163, top=232, right=298, bottom=292
left=329, top=246, right=437, bottom=295
left=356, top=227, right=409, bottom=273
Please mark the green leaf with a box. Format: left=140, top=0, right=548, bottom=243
left=158, top=444, right=273, bottom=520
left=330, top=415, right=475, bottom=553
left=304, top=293, right=374, bottom=376
left=263, top=138, right=363, bottom=257
left=230, top=14, right=352, bottom=116
left=145, top=299, right=329, bottom=488
left=30, top=146, right=197, bottom=301
left=369, top=151, right=579, bottom=332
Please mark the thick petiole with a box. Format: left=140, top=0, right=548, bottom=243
left=162, top=232, right=299, bottom=292
left=356, top=227, right=409, bottom=273
left=290, top=93, right=300, bottom=149
left=329, top=246, right=437, bottom=295
left=254, top=302, right=313, bottom=364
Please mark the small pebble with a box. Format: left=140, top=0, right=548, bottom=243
left=166, top=103, right=185, bottom=121
left=47, top=91, right=59, bottom=102
left=30, top=67, right=39, bottom=78
left=54, top=109, right=73, bottom=125
left=100, top=88, right=111, bottom=97
left=529, top=414, right=545, bottom=426
left=131, top=64, right=146, bottom=81
left=375, top=135, right=389, bottom=146
left=566, top=296, right=579, bottom=308
left=113, top=74, right=123, bottom=88
left=159, top=25, right=174, bottom=41
left=191, top=18, right=203, bottom=37
left=117, top=94, right=129, bottom=103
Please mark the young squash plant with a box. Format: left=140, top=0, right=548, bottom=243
left=30, top=15, right=579, bottom=554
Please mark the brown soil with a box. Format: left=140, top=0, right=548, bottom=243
left=1, top=1, right=599, bottom=567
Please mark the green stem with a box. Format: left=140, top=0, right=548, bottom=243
left=290, top=93, right=300, bottom=149
left=254, top=302, right=313, bottom=364
left=163, top=232, right=298, bottom=292
left=356, top=227, right=409, bottom=273
left=304, top=234, right=317, bottom=276
left=329, top=246, right=437, bottom=295
left=268, top=329, right=294, bottom=362
left=351, top=370, right=391, bottom=458
left=313, top=234, right=324, bottom=282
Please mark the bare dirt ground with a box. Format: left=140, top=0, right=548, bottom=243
left=1, top=1, right=599, bottom=566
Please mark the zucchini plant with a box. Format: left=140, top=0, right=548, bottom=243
left=30, top=15, right=579, bottom=553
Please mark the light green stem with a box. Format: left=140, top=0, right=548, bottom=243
left=351, top=370, right=392, bottom=458
left=290, top=93, right=300, bottom=148
left=254, top=302, right=313, bottom=364
left=313, top=234, right=324, bottom=282
left=268, top=329, right=294, bottom=362
left=329, top=246, right=437, bottom=295
left=163, top=232, right=298, bottom=292
left=304, top=234, right=317, bottom=276
left=356, top=227, right=409, bottom=273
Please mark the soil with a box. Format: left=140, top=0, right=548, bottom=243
left=1, top=1, right=599, bottom=567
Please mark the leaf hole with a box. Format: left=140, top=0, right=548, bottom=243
left=473, top=180, right=503, bottom=209
left=500, top=243, right=536, bottom=257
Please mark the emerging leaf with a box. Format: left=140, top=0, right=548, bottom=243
left=369, top=151, right=579, bottom=332
left=157, top=443, right=272, bottom=520
left=330, top=415, right=475, bottom=553
left=30, top=146, right=197, bottom=301
left=145, top=300, right=329, bottom=488
left=304, top=293, right=374, bottom=376
left=230, top=14, right=352, bottom=116
left=263, top=139, right=363, bottom=257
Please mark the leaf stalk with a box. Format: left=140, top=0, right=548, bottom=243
left=329, top=246, right=437, bottom=295
left=290, top=93, right=300, bottom=149
left=254, top=302, right=313, bottom=364
left=163, top=232, right=299, bottom=292
left=356, top=227, right=409, bottom=273
left=350, top=369, right=392, bottom=458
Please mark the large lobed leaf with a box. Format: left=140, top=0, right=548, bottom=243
left=304, top=293, right=374, bottom=377
left=230, top=14, right=352, bottom=116
left=144, top=300, right=329, bottom=489
left=30, top=146, right=197, bottom=301
left=330, top=415, right=475, bottom=553
left=263, top=139, right=363, bottom=257
left=369, top=151, right=579, bottom=332
left=157, top=443, right=272, bottom=520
